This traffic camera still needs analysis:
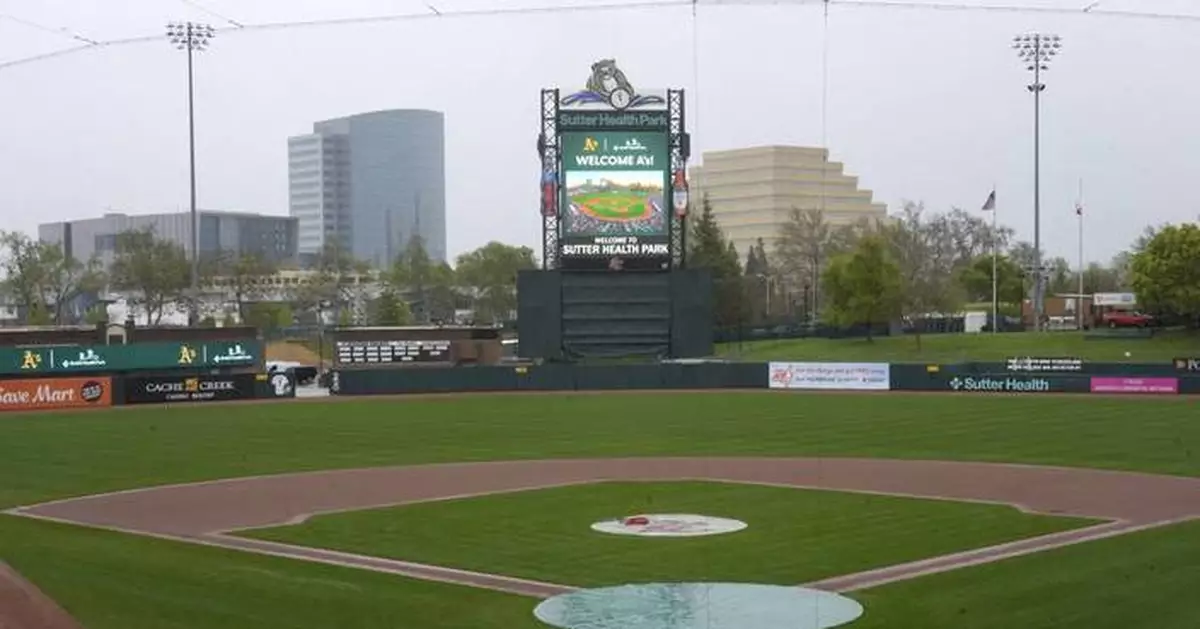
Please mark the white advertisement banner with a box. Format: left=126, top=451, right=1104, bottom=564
left=768, top=362, right=891, bottom=391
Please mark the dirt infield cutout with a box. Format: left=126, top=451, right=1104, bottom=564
left=9, top=457, right=1200, bottom=599
left=0, top=561, right=86, bottom=629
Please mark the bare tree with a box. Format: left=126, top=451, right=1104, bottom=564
left=773, top=208, right=862, bottom=320
left=209, top=252, right=277, bottom=322
left=881, top=202, right=967, bottom=348
left=108, top=228, right=190, bottom=325
left=291, top=242, right=373, bottom=325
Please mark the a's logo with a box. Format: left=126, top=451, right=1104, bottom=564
left=270, top=373, right=293, bottom=397
left=582, top=137, right=600, bottom=152
left=178, top=345, right=197, bottom=364
left=20, top=350, right=42, bottom=370
left=561, top=59, right=666, bottom=111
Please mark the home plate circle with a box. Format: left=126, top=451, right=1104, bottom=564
left=590, top=514, right=747, bottom=537
left=534, top=582, right=864, bottom=629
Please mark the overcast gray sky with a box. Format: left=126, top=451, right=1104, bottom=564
left=2, top=0, right=1198, bottom=265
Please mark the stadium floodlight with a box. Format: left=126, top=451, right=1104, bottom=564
left=1011, top=32, right=1062, bottom=332
left=165, top=22, right=216, bottom=326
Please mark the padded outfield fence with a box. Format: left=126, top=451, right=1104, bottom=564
left=327, top=358, right=1200, bottom=396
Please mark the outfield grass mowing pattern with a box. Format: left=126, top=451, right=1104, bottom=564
left=1, top=393, right=1196, bottom=510
left=242, top=481, right=1097, bottom=588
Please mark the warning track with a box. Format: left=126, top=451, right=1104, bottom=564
left=9, top=458, right=1200, bottom=599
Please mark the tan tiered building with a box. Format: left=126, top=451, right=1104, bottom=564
left=688, top=146, right=888, bottom=258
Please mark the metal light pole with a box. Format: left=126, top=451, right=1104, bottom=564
left=1013, top=32, right=1062, bottom=332
left=167, top=21, right=215, bottom=326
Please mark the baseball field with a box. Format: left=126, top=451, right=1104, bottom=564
left=571, top=189, right=654, bottom=221
left=2, top=391, right=1198, bottom=628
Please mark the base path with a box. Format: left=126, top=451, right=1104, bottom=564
left=0, top=561, right=87, bottom=629
left=10, top=458, right=1200, bottom=598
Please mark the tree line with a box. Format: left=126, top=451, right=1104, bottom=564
left=687, top=196, right=1200, bottom=335
left=0, top=228, right=537, bottom=331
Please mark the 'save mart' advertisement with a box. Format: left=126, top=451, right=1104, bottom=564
left=0, top=377, right=112, bottom=412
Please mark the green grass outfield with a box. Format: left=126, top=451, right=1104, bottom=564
left=720, top=330, right=1200, bottom=363
left=1, top=393, right=1198, bottom=628
left=243, top=481, right=1092, bottom=587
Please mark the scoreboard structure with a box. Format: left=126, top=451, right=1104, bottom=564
left=518, top=60, right=713, bottom=361
left=538, top=59, right=689, bottom=272
left=330, top=327, right=503, bottom=369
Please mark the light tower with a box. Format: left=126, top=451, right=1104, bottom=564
left=1013, top=32, right=1062, bottom=332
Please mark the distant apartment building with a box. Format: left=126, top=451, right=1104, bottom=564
left=288, top=109, right=447, bottom=267
left=688, top=146, right=887, bottom=258
left=38, top=210, right=299, bottom=267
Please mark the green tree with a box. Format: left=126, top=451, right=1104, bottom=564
left=0, top=231, right=105, bottom=324
left=1130, top=223, right=1200, bottom=326
left=883, top=202, right=967, bottom=348
left=245, top=302, right=294, bottom=336
left=958, top=254, right=1024, bottom=306
left=455, top=242, right=536, bottom=325
left=388, top=235, right=456, bottom=323
left=108, top=228, right=190, bottom=325
left=688, top=195, right=744, bottom=327
left=821, top=234, right=902, bottom=340
left=368, top=289, right=413, bottom=326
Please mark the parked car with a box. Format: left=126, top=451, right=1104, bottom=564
left=1101, top=311, right=1154, bottom=328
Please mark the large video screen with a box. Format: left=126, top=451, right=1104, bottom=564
left=559, top=131, right=670, bottom=261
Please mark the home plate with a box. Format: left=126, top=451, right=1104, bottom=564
left=590, top=514, right=747, bottom=537
left=534, top=582, right=864, bottom=629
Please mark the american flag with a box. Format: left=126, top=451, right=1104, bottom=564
left=1075, top=202, right=1083, bottom=216
left=981, top=190, right=996, bottom=211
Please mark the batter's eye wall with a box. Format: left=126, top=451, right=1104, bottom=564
left=515, top=268, right=713, bottom=360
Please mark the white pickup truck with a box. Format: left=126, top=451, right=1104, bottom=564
left=266, top=360, right=318, bottom=386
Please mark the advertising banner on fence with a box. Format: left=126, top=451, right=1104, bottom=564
left=0, top=377, right=112, bottom=412
left=946, top=375, right=1067, bottom=393
left=769, top=362, right=891, bottom=391
left=2, top=340, right=261, bottom=376
left=1090, top=377, right=1179, bottom=394
left=124, top=373, right=290, bottom=405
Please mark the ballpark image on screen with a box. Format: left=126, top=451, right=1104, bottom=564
left=563, top=170, right=667, bottom=237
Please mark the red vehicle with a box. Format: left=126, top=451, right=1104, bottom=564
left=1101, top=311, right=1154, bottom=328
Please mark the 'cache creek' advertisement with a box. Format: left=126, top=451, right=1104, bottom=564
left=125, top=374, right=260, bottom=404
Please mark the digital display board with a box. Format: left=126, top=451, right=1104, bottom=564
left=559, top=131, right=670, bottom=262
left=335, top=340, right=452, bottom=365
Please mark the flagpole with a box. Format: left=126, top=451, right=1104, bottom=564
left=991, top=186, right=998, bottom=334
left=1077, top=179, right=1084, bottom=330
left=988, top=198, right=998, bottom=336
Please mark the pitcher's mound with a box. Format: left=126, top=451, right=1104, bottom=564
left=591, top=514, right=747, bottom=537
left=535, top=582, right=863, bottom=629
